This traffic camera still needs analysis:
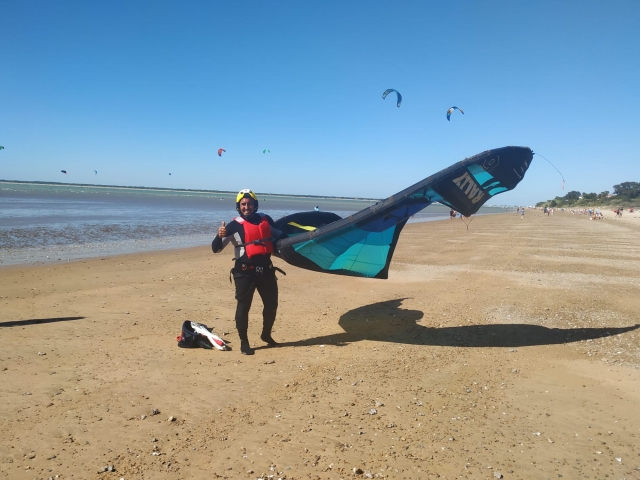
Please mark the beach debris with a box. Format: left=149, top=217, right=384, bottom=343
left=151, top=408, right=160, bottom=415
left=447, top=106, right=464, bottom=121
left=368, top=408, right=377, bottom=415
left=38, top=351, right=46, bottom=356
left=264, top=360, right=275, bottom=364
left=533, top=432, right=541, bottom=436
left=151, top=437, right=157, bottom=442
left=167, top=416, right=176, bottom=422
left=616, top=457, right=622, bottom=462
left=493, top=472, right=503, bottom=479
left=387, top=423, right=395, bottom=428
left=547, top=437, right=554, bottom=443
left=140, top=414, right=147, bottom=420
left=375, top=400, right=384, bottom=407
left=382, top=88, right=402, bottom=107
left=353, top=467, right=364, bottom=474
left=99, top=465, right=115, bottom=473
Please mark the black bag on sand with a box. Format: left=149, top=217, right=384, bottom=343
left=176, top=320, right=213, bottom=349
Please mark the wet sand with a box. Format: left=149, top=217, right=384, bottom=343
left=1, top=210, right=640, bottom=479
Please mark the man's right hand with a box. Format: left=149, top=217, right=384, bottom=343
left=217, top=221, right=226, bottom=238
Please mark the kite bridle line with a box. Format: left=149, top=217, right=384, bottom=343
left=459, top=214, right=475, bottom=230
left=533, top=152, right=565, bottom=189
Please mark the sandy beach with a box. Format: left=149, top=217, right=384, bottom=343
left=1, top=210, right=639, bottom=480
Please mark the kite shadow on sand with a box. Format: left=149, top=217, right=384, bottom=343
left=277, top=299, right=639, bottom=349
left=0, top=316, right=86, bottom=328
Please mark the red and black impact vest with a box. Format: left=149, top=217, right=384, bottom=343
left=235, top=214, right=274, bottom=258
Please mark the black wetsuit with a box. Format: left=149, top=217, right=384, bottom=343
left=212, top=213, right=284, bottom=344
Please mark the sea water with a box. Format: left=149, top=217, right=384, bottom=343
left=0, top=182, right=501, bottom=266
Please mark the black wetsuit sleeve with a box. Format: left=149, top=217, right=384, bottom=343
left=211, top=235, right=223, bottom=253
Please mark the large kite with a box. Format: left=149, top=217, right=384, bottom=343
left=447, top=106, right=464, bottom=121
left=382, top=89, right=402, bottom=107
left=273, top=146, right=533, bottom=279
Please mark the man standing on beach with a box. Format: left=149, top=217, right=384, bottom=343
left=212, top=189, right=285, bottom=355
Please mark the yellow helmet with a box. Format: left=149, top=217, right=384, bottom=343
left=235, top=189, right=258, bottom=213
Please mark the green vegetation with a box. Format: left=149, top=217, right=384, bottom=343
left=536, top=182, right=639, bottom=208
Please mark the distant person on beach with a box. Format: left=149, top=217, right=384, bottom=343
left=449, top=209, right=456, bottom=220
left=520, top=207, right=525, bottom=220
left=212, top=189, right=286, bottom=355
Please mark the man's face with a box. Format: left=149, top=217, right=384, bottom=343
left=239, top=197, right=256, bottom=216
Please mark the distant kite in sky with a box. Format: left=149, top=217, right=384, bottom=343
left=447, top=106, right=464, bottom=121
left=382, top=89, right=402, bottom=107
left=263, top=149, right=270, bottom=154
left=61, top=170, right=68, bottom=174
left=218, top=148, right=226, bottom=157
left=94, top=170, right=98, bottom=175
left=0, top=146, right=4, bottom=150
left=169, top=173, right=172, bottom=176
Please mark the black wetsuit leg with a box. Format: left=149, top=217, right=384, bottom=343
left=234, top=273, right=256, bottom=342
left=255, top=273, right=278, bottom=337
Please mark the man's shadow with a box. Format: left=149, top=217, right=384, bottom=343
left=278, top=299, right=639, bottom=348
left=0, top=317, right=85, bottom=328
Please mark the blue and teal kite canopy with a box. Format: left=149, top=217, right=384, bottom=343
left=273, top=146, right=533, bottom=279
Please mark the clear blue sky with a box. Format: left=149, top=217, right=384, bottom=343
left=1, top=1, right=638, bottom=205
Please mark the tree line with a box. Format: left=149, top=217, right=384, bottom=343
left=536, top=182, right=639, bottom=208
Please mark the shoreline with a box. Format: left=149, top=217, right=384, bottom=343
left=0, top=212, right=506, bottom=269
left=0, top=179, right=382, bottom=202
